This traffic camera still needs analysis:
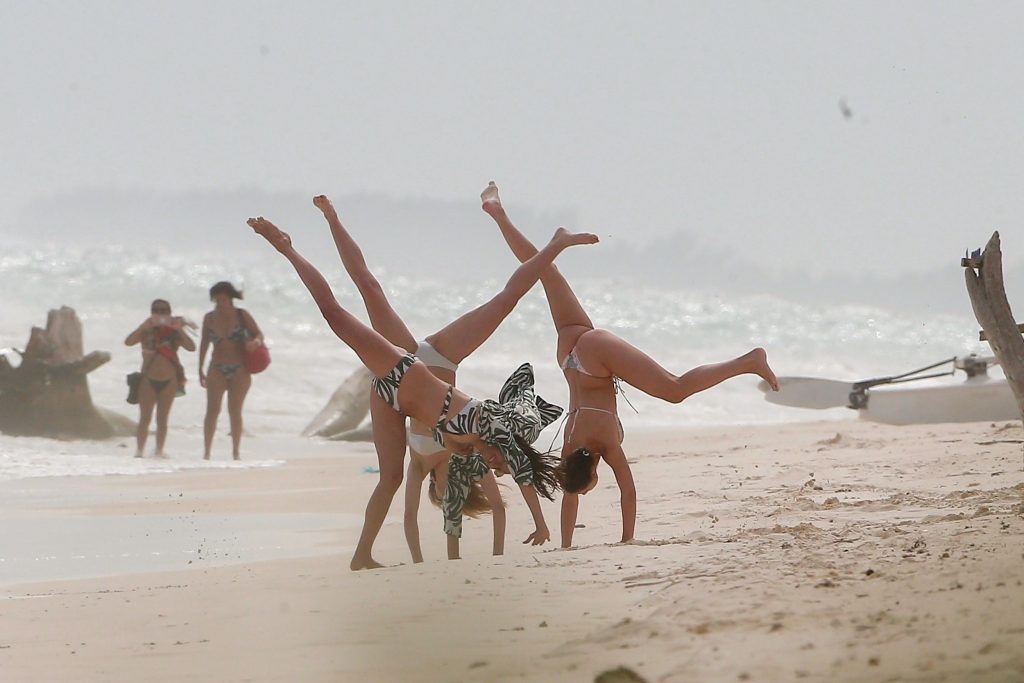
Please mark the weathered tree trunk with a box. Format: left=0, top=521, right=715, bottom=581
left=0, top=307, right=129, bottom=439
left=302, top=365, right=373, bottom=438
left=963, top=232, right=1024, bottom=462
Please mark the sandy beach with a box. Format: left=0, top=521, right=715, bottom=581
left=1, top=419, right=1023, bottom=682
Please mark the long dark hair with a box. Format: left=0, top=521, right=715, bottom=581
left=557, top=447, right=598, bottom=493
left=514, top=434, right=561, bottom=500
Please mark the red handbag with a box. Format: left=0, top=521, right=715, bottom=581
left=245, top=342, right=271, bottom=374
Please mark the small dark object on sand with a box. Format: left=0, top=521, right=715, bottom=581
left=595, top=666, right=648, bottom=683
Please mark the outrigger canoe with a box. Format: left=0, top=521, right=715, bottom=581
left=761, top=356, right=1019, bottom=425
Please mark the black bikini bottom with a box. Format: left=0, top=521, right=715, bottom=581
left=148, top=378, right=172, bottom=394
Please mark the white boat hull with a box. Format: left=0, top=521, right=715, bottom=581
left=860, top=377, right=1019, bottom=425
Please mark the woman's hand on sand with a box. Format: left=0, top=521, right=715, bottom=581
left=199, top=372, right=207, bottom=388
left=523, top=526, right=550, bottom=546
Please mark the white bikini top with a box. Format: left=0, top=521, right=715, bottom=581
left=407, top=428, right=446, bottom=455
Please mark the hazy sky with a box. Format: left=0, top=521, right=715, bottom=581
left=3, top=2, right=1024, bottom=276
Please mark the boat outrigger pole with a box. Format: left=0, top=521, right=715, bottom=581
left=847, top=357, right=957, bottom=409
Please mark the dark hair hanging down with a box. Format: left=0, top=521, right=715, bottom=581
left=557, top=447, right=597, bottom=493
left=209, top=281, right=243, bottom=300
left=514, top=434, right=561, bottom=500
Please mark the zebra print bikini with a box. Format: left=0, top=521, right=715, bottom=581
left=370, top=357, right=563, bottom=491
left=370, top=353, right=417, bottom=412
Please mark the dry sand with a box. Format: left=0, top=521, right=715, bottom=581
left=1, top=419, right=1023, bottom=682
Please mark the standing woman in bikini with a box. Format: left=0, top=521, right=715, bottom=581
left=247, top=212, right=596, bottom=570
left=313, top=195, right=506, bottom=563
left=198, top=281, right=265, bottom=460
left=480, top=182, right=780, bottom=547
left=125, top=299, right=196, bottom=458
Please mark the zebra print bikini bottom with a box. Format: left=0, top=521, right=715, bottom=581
left=370, top=353, right=418, bottom=412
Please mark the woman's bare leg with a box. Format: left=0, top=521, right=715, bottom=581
left=428, top=226, right=599, bottom=363
left=481, top=182, right=594, bottom=356
left=350, top=394, right=409, bottom=570
left=583, top=330, right=779, bottom=402
left=135, top=383, right=155, bottom=457
left=403, top=456, right=428, bottom=563
left=479, top=472, right=506, bottom=556
left=313, top=196, right=417, bottom=351
left=227, top=372, right=251, bottom=459
left=203, top=372, right=227, bottom=459
left=153, top=381, right=176, bottom=456
left=248, top=217, right=405, bottom=377
left=249, top=216, right=422, bottom=569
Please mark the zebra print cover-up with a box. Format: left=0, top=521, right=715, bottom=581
left=437, top=363, right=562, bottom=483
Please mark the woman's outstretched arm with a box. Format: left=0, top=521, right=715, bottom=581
left=479, top=473, right=506, bottom=556
left=605, top=446, right=637, bottom=543
left=560, top=493, right=580, bottom=548
left=247, top=217, right=402, bottom=378
left=519, top=484, right=551, bottom=546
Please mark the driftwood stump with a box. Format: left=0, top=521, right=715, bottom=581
left=302, top=365, right=373, bottom=439
left=0, top=306, right=128, bottom=439
left=963, top=232, right=1024, bottom=462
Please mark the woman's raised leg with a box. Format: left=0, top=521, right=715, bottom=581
left=248, top=217, right=405, bottom=377
left=481, top=182, right=594, bottom=357
left=428, top=225, right=599, bottom=363
left=582, top=330, right=779, bottom=402
left=313, top=196, right=417, bottom=351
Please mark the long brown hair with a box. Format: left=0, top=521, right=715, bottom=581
left=428, top=471, right=501, bottom=518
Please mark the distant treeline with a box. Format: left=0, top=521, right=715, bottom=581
left=7, top=188, right=1021, bottom=316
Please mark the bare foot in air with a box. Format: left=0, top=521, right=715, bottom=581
left=312, top=194, right=337, bottom=219
left=480, top=181, right=504, bottom=217
left=748, top=347, right=779, bottom=391
left=247, top=217, right=292, bottom=253
left=551, top=226, right=599, bottom=249
left=350, top=555, right=386, bottom=571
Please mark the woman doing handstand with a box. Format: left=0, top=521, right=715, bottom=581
left=480, top=182, right=779, bottom=547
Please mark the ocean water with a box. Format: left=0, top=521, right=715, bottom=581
left=0, top=244, right=989, bottom=481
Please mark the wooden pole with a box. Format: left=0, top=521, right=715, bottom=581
left=963, top=231, right=1024, bottom=465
